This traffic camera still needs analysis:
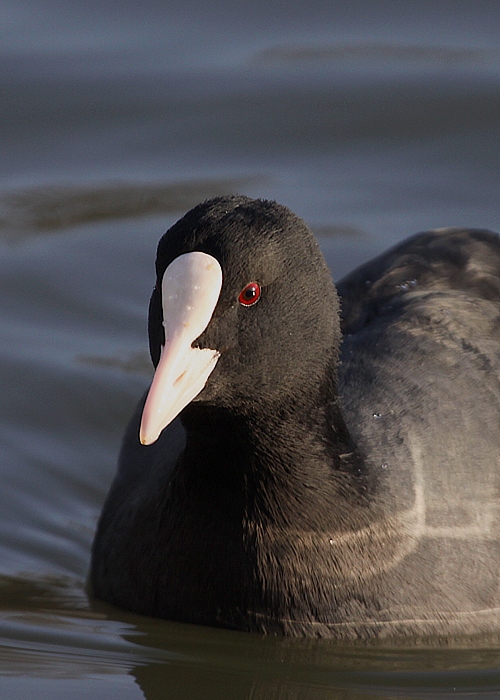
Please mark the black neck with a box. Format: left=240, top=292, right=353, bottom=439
left=168, top=392, right=379, bottom=628
left=178, top=384, right=372, bottom=533
left=152, top=374, right=385, bottom=629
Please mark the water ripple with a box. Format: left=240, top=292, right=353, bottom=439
left=0, top=177, right=261, bottom=240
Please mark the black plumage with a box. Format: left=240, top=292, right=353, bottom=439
left=91, top=197, right=500, bottom=641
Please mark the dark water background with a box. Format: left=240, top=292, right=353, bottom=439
left=2, top=1, right=500, bottom=697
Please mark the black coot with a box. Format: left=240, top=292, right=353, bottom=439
left=91, top=196, right=500, bottom=641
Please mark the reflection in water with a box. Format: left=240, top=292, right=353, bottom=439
left=5, top=576, right=498, bottom=699
left=0, top=177, right=260, bottom=240
left=311, top=224, right=366, bottom=239
left=77, top=351, right=152, bottom=376
left=0, top=576, right=167, bottom=679
left=111, top=609, right=500, bottom=700
left=251, top=43, right=500, bottom=69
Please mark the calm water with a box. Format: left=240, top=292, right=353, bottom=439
left=2, top=1, right=500, bottom=697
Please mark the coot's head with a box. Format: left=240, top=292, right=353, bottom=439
left=141, top=195, right=339, bottom=444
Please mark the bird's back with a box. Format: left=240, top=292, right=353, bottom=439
left=334, top=228, right=500, bottom=641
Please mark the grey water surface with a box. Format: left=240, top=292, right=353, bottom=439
left=2, top=0, right=500, bottom=697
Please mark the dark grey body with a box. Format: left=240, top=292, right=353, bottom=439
left=92, top=224, right=500, bottom=642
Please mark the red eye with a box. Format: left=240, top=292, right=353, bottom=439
left=238, top=282, right=261, bottom=306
